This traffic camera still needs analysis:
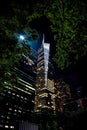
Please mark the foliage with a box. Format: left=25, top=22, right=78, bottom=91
left=51, top=0, right=87, bottom=69
left=0, top=1, right=38, bottom=91
left=1, top=0, right=87, bottom=71
left=32, top=0, right=87, bottom=70
left=52, top=120, right=58, bottom=130
left=63, top=108, right=87, bottom=130
left=0, top=0, right=87, bottom=72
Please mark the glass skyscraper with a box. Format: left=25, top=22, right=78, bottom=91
left=0, top=48, right=37, bottom=130
left=34, top=35, right=55, bottom=111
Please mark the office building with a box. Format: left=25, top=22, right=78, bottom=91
left=34, top=36, right=55, bottom=112
left=0, top=48, right=37, bottom=130
left=55, top=79, right=71, bottom=112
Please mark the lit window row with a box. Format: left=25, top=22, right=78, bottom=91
left=18, top=80, right=35, bottom=91
left=13, top=86, right=32, bottom=95
left=18, top=78, right=33, bottom=87
left=37, top=60, right=44, bottom=66
left=39, top=93, right=48, bottom=98
left=37, top=55, right=44, bottom=62
left=5, top=125, right=14, bottom=129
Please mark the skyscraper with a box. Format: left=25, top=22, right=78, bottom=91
left=55, top=79, right=71, bottom=112
left=0, top=48, right=37, bottom=130
left=34, top=35, right=55, bottom=111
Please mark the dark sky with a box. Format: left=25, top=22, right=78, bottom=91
left=30, top=16, right=87, bottom=97
left=0, top=1, right=87, bottom=97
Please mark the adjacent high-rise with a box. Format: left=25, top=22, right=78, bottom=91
left=0, top=48, right=37, bottom=130
left=55, top=79, right=71, bottom=112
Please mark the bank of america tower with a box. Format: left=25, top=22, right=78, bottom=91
left=34, top=35, right=55, bottom=112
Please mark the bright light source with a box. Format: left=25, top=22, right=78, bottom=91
left=5, top=125, right=9, bottom=128
left=10, top=126, right=14, bottom=129
left=19, top=35, right=25, bottom=40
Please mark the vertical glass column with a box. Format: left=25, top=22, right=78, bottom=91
left=44, top=43, right=50, bottom=86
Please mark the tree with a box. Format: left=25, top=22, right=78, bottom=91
left=0, top=0, right=38, bottom=91
left=52, top=120, right=58, bottom=130
left=1, top=0, right=87, bottom=71
left=32, top=0, right=87, bottom=70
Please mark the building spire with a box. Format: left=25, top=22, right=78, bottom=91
left=42, top=33, right=45, bottom=45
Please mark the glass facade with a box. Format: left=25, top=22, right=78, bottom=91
left=34, top=37, right=55, bottom=111
left=44, top=43, right=50, bottom=86
left=0, top=50, right=37, bottom=130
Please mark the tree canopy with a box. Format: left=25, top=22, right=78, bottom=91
left=0, top=0, right=87, bottom=71
left=33, top=0, right=87, bottom=69
left=0, top=0, right=38, bottom=91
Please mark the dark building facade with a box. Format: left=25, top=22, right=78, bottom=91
left=54, top=79, right=71, bottom=112
left=0, top=48, right=37, bottom=130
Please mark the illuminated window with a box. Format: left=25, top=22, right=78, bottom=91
left=0, top=124, right=3, bottom=127
left=14, top=109, right=17, bottom=112
left=39, top=93, right=48, bottom=98
left=7, top=116, right=10, bottom=119
left=17, top=94, right=20, bottom=97
left=12, top=93, right=15, bottom=95
left=10, top=126, right=14, bottom=129
left=5, top=125, right=9, bottom=128
left=8, top=91, right=11, bottom=94
left=18, top=110, right=21, bottom=113
left=1, top=115, right=5, bottom=118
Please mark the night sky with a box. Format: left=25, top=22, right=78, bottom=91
left=0, top=1, right=87, bottom=97
left=30, top=16, right=87, bottom=97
